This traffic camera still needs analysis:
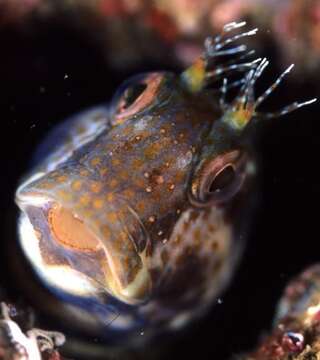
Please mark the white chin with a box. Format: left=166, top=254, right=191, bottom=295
left=18, top=213, right=98, bottom=297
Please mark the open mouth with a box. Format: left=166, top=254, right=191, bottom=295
left=48, top=204, right=102, bottom=252
left=16, top=190, right=152, bottom=306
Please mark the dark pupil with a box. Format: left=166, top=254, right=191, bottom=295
left=123, top=83, right=147, bottom=109
left=209, top=166, right=235, bottom=193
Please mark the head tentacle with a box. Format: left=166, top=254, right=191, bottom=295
left=254, top=98, right=317, bottom=119
left=205, top=57, right=261, bottom=80
left=208, top=27, right=258, bottom=53
left=180, top=21, right=259, bottom=93
left=222, top=58, right=317, bottom=130
left=219, top=77, right=247, bottom=111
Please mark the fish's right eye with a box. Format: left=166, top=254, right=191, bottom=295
left=111, top=72, right=164, bottom=124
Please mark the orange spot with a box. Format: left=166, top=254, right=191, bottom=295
left=136, top=201, right=146, bottom=212
left=134, top=178, right=145, bottom=188
left=168, top=183, right=175, bottom=191
left=111, top=158, right=121, bottom=166
left=90, top=157, right=102, bottom=167
left=57, top=189, right=72, bottom=201
left=132, top=158, right=144, bottom=169
left=91, top=182, right=103, bottom=193
left=106, top=212, right=118, bottom=224
left=39, top=182, right=54, bottom=190
left=175, top=170, right=185, bottom=181
left=81, top=209, right=94, bottom=220
left=93, top=198, right=104, bottom=209
left=71, top=180, right=82, bottom=191
left=122, top=189, right=134, bottom=199
left=144, top=145, right=157, bottom=160
left=106, top=193, right=114, bottom=202
left=80, top=169, right=90, bottom=177
left=145, top=186, right=152, bottom=193
left=79, top=193, right=90, bottom=206
left=119, top=170, right=129, bottom=180
left=155, top=175, right=164, bottom=185
left=144, top=142, right=164, bottom=160
left=123, top=141, right=133, bottom=152
left=57, top=175, right=68, bottom=183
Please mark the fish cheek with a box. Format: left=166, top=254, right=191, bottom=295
left=153, top=206, right=234, bottom=308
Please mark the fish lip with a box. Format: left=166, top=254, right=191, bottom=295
left=16, top=190, right=152, bottom=305
left=15, top=192, right=50, bottom=210
left=16, top=190, right=110, bottom=298
left=18, top=212, right=101, bottom=298
left=16, top=172, right=47, bottom=196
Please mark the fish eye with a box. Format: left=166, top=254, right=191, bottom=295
left=111, top=72, right=164, bottom=123
left=121, top=83, right=147, bottom=110
left=189, top=150, right=247, bottom=207
left=208, top=165, right=236, bottom=193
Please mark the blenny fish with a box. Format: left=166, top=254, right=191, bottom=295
left=14, top=22, right=316, bottom=345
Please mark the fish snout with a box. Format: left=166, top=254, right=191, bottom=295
left=16, top=174, right=152, bottom=305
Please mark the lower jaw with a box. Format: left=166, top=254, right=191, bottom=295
left=18, top=213, right=99, bottom=298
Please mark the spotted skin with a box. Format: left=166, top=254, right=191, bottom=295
left=18, top=81, right=223, bottom=303
left=15, top=23, right=314, bottom=344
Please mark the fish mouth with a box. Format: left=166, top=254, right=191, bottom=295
left=16, top=190, right=152, bottom=305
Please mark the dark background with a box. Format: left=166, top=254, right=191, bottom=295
left=0, top=14, right=319, bottom=360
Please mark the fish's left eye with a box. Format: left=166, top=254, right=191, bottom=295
left=121, top=83, right=147, bottom=110
left=189, top=150, right=247, bottom=207
left=111, top=72, right=164, bottom=124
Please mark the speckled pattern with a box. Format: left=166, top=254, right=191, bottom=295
left=17, top=74, right=233, bottom=307
left=15, top=23, right=311, bottom=343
